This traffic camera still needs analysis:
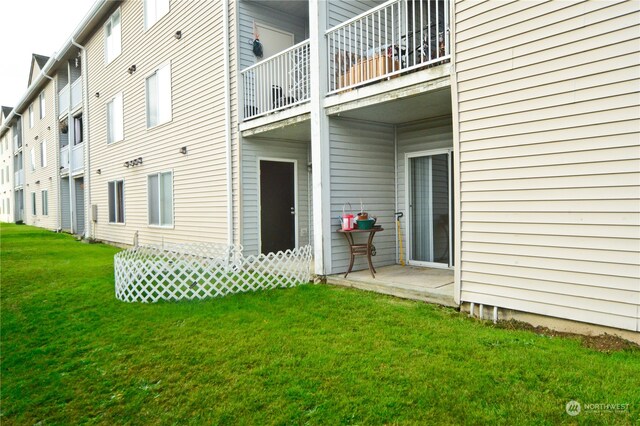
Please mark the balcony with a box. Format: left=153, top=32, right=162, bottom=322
left=327, top=0, right=450, bottom=94
left=60, top=146, right=70, bottom=172
left=241, top=40, right=311, bottom=121
left=58, top=79, right=82, bottom=117
left=71, top=143, right=84, bottom=173
left=14, top=169, right=24, bottom=187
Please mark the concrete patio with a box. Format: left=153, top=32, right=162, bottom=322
left=327, top=265, right=456, bottom=307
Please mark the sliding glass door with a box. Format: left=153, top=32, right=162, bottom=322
left=407, top=149, right=452, bottom=268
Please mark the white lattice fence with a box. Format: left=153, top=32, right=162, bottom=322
left=114, top=243, right=313, bottom=303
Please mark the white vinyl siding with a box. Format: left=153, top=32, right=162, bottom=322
left=146, top=64, right=172, bottom=128
left=106, top=93, right=124, bottom=143
left=41, top=190, right=48, bottom=216
left=28, top=104, right=34, bottom=128
left=454, top=0, right=640, bottom=332
left=105, top=9, right=122, bottom=64
left=39, top=91, right=46, bottom=119
left=144, top=0, right=169, bottom=30
left=148, top=171, right=173, bottom=226
left=108, top=180, right=125, bottom=223
left=40, top=140, right=47, bottom=167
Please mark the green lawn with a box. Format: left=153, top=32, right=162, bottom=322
left=1, top=224, right=638, bottom=425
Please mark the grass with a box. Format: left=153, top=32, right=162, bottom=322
left=1, top=223, right=639, bottom=425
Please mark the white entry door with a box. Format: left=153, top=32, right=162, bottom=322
left=406, top=149, right=453, bottom=268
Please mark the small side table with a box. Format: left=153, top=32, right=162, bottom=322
left=337, top=227, right=384, bottom=278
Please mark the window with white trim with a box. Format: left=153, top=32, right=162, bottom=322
left=74, top=114, right=83, bottom=145
left=40, top=140, right=47, bottom=167
left=145, top=63, right=172, bottom=128
left=41, top=190, right=48, bottom=215
left=144, top=0, right=169, bottom=30
left=29, top=104, right=34, bottom=128
left=108, top=180, right=125, bottom=223
left=30, top=148, right=36, bottom=171
left=31, top=192, right=36, bottom=216
left=39, top=91, right=46, bottom=119
left=148, top=171, right=173, bottom=226
left=105, top=9, right=122, bottom=64
left=107, top=92, right=124, bottom=144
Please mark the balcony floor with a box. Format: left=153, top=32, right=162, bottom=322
left=327, top=264, right=456, bottom=307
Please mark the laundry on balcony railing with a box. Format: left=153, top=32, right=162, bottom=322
left=241, top=40, right=310, bottom=120
left=326, top=0, right=450, bottom=94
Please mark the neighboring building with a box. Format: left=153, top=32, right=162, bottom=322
left=0, top=106, right=14, bottom=223
left=0, top=0, right=637, bottom=337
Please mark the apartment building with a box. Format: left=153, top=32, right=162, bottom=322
left=0, top=0, right=638, bottom=337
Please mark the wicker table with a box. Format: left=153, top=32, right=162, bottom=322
left=337, top=227, right=384, bottom=278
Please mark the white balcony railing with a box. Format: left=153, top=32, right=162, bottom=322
left=60, top=146, right=70, bottom=171
left=71, top=143, right=84, bottom=173
left=59, top=84, right=70, bottom=116
left=71, top=79, right=82, bottom=110
left=14, top=169, right=24, bottom=187
left=241, top=40, right=310, bottom=120
left=326, top=0, right=450, bottom=94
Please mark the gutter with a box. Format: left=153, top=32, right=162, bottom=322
left=223, top=0, right=233, bottom=245
left=71, top=38, right=92, bottom=239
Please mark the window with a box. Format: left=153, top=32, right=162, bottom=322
left=108, top=180, right=125, bottom=223
left=144, top=0, right=169, bottom=30
left=1, top=168, right=4, bottom=184
left=148, top=171, right=173, bottom=226
left=41, top=190, right=48, bottom=215
left=40, top=140, right=47, bottom=167
left=74, top=115, right=83, bottom=145
left=30, top=148, right=36, bottom=171
left=31, top=192, right=36, bottom=216
left=29, top=104, right=34, bottom=128
left=105, top=9, right=122, bottom=64
left=39, top=91, right=46, bottom=119
left=146, top=64, right=172, bottom=128
left=107, top=93, right=124, bottom=143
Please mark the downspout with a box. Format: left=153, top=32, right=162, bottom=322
left=71, top=38, right=91, bottom=239
left=223, top=0, right=233, bottom=245
left=13, top=112, right=23, bottom=223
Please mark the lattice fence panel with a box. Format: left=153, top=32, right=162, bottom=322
left=114, top=243, right=313, bottom=303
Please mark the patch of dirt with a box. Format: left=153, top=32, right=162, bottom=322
left=496, top=319, right=640, bottom=353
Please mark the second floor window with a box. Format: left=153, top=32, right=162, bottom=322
left=146, top=63, right=172, bottom=128
left=30, top=148, right=36, bottom=171
left=39, top=91, right=46, bottom=119
left=107, top=93, right=124, bottom=144
left=144, top=0, right=169, bottom=30
left=40, top=140, right=47, bottom=167
left=29, top=104, right=34, bottom=128
left=105, top=9, right=122, bottom=64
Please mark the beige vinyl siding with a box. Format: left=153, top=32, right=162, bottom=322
left=21, top=78, right=59, bottom=231
left=86, top=0, right=230, bottom=246
left=329, top=117, right=396, bottom=274
left=454, top=0, right=640, bottom=331
left=0, top=130, right=13, bottom=223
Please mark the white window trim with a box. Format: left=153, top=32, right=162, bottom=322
left=104, top=8, right=122, bottom=65
left=147, top=170, right=174, bottom=228
left=144, top=0, right=170, bottom=31
left=41, top=190, right=48, bottom=216
left=40, top=140, right=47, bottom=168
left=145, top=61, right=173, bottom=129
left=106, top=92, right=124, bottom=144
left=31, top=192, right=37, bottom=216
left=108, top=179, right=126, bottom=225
left=39, top=91, right=46, bottom=119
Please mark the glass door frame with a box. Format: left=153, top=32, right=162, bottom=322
left=405, top=148, right=453, bottom=269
